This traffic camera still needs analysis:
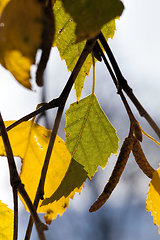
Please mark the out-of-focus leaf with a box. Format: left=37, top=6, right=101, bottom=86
left=61, top=0, right=124, bottom=42
left=0, top=200, right=13, bottom=240
left=53, top=0, right=116, bottom=101
left=65, top=94, right=119, bottom=178
left=0, top=0, right=10, bottom=15
left=0, top=121, right=85, bottom=222
left=0, top=0, right=45, bottom=88
left=146, top=168, right=160, bottom=233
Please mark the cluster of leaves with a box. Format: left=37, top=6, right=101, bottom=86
left=0, top=0, right=160, bottom=239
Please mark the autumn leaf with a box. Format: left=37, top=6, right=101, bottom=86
left=0, top=200, right=13, bottom=240
left=42, top=158, right=88, bottom=206
left=61, top=0, right=124, bottom=42
left=0, top=0, right=10, bottom=15
left=0, top=121, right=85, bottom=222
left=53, top=0, right=116, bottom=101
left=0, top=0, right=45, bottom=88
left=146, top=168, right=160, bottom=233
left=65, top=94, right=119, bottom=178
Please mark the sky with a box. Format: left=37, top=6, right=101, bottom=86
left=0, top=0, right=160, bottom=239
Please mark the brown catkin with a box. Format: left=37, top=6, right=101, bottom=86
left=133, top=121, right=142, bottom=142
left=89, top=136, right=134, bottom=212
left=132, top=138, right=155, bottom=179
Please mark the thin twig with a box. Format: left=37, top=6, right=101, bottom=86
left=5, top=98, right=60, bottom=132
left=91, top=52, right=95, bottom=94
left=94, top=42, right=118, bottom=88
left=36, top=0, right=55, bottom=86
left=0, top=113, right=48, bottom=240
left=13, top=187, right=18, bottom=240
left=36, top=83, right=50, bottom=128
left=96, top=41, right=142, bottom=141
left=98, top=32, right=160, bottom=139
left=24, top=106, right=64, bottom=240
left=24, top=37, right=97, bottom=240
left=96, top=43, right=136, bottom=123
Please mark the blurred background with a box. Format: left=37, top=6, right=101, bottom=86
left=0, top=0, right=160, bottom=239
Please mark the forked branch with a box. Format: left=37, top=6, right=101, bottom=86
left=25, top=37, right=97, bottom=240
left=98, top=32, right=160, bottom=139
left=0, top=113, right=48, bottom=240
left=95, top=41, right=142, bottom=141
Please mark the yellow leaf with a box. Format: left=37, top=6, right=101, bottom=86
left=0, top=0, right=45, bottom=88
left=0, top=0, right=10, bottom=15
left=0, top=200, right=13, bottom=240
left=146, top=168, right=160, bottom=233
left=42, top=158, right=88, bottom=206
left=4, top=50, right=31, bottom=88
left=0, top=121, right=83, bottom=222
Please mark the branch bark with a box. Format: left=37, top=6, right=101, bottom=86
left=96, top=41, right=142, bottom=141
left=24, top=36, right=97, bottom=240
left=13, top=187, right=18, bottom=240
left=5, top=98, right=60, bottom=132
left=0, top=113, right=48, bottom=240
left=98, top=32, right=160, bottom=139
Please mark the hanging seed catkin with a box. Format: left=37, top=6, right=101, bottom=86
left=133, top=121, right=142, bottom=142
left=132, top=138, right=155, bottom=179
left=89, top=136, right=134, bottom=212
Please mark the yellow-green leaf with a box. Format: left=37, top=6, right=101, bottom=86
left=54, top=0, right=116, bottom=101
left=61, top=0, right=124, bottom=42
left=0, top=0, right=45, bottom=88
left=65, top=94, right=119, bottom=178
left=0, top=121, right=84, bottom=222
left=0, top=201, right=13, bottom=240
left=146, top=168, right=160, bottom=233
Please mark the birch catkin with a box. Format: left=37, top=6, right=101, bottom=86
left=133, top=121, right=142, bottom=142
left=132, top=138, right=155, bottom=179
left=89, top=136, right=134, bottom=212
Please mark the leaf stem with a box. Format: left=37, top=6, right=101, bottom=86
left=95, top=42, right=138, bottom=128
left=24, top=37, right=97, bottom=240
left=98, top=32, right=160, bottom=139
left=91, top=52, right=95, bottom=94
left=0, top=113, right=48, bottom=240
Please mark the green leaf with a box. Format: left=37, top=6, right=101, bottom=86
left=65, top=94, right=119, bottom=178
left=54, top=0, right=116, bottom=101
left=0, top=0, right=45, bottom=88
left=42, top=158, right=88, bottom=206
left=61, top=0, right=124, bottom=42
left=0, top=201, right=13, bottom=240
